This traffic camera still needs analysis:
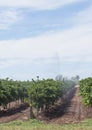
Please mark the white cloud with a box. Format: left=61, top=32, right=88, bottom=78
left=0, top=5, right=92, bottom=69
left=74, top=5, right=92, bottom=25
left=0, top=0, right=83, bottom=10
left=0, top=22, right=92, bottom=63
left=0, top=58, right=20, bottom=69
left=0, top=9, right=22, bottom=30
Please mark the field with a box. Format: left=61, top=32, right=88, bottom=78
left=0, top=119, right=92, bottom=130
left=0, top=82, right=92, bottom=130
left=0, top=87, right=91, bottom=124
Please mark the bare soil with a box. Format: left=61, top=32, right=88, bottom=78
left=50, top=87, right=85, bottom=124
left=0, top=103, right=30, bottom=123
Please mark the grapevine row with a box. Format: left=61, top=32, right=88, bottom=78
left=0, top=77, right=76, bottom=114
left=80, top=77, right=92, bottom=106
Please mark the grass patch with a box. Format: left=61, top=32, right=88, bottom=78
left=0, top=119, right=92, bottom=130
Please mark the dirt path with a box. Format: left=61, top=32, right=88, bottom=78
left=51, top=86, right=85, bottom=124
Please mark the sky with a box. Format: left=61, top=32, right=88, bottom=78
left=0, top=0, right=92, bottom=80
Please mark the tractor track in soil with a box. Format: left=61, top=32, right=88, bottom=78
left=0, top=86, right=89, bottom=124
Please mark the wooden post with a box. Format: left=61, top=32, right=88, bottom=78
left=30, top=94, right=35, bottom=118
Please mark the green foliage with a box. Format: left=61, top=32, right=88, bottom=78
left=29, top=78, right=75, bottom=112
left=80, top=77, right=92, bottom=106
left=0, top=78, right=29, bottom=109
left=29, top=79, right=61, bottom=111
left=0, top=77, right=75, bottom=114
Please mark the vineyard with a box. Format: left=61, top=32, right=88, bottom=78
left=0, top=79, right=29, bottom=110
left=80, top=77, right=92, bottom=106
left=0, top=78, right=75, bottom=112
left=0, top=77, right=77, bottom=122
left=0, top=77, right=92, bottom=124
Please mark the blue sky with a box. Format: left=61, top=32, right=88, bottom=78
left=0, top=0, right=92, bottom=80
